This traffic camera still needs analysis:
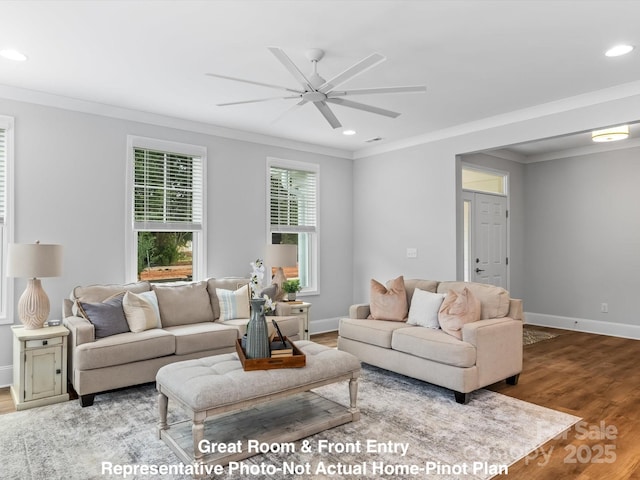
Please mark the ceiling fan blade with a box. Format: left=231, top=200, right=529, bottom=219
left=217, top=96, right=300, bottom=107
left=272, top=99, right=308, bottom=124
left=206, top=73, right=303, bottom=94
left=319, top=53, right=385, bottom=93
left=313, top=101, right=342, bottom=129
left=326, top=98, right=400, bottom=118
left=268, top=47, right=314, bottom=91
left=328, top=85, right=427, bottom=97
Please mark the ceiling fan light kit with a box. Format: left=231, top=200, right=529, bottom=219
left=208, top=47, right=426, bottom=129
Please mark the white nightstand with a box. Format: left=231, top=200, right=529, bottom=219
left=11, top=325, right=70, bottom=410
left=275, top=301, right=311, bottom=340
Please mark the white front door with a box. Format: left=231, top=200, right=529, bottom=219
left=466, top=192, right=508, bottom=288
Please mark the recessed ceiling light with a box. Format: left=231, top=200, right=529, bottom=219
left=342, top=129, right=356, bottom=136
left=592, top=125, right=629, bottom=142
left=605, top=44, right=634, bottom=57
left=0, top=49, right=28, bottom=61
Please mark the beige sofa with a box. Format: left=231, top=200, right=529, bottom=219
left=338, top=279, right=523, bottom=404
left=62, top=278, right=300, bottom=407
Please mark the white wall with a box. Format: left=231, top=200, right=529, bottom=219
left=0, top=97, right=353, bottom=385
left=523, top=146, right=640, bottom=337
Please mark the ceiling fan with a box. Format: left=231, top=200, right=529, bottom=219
left=207, top=47, right=426, bottom=129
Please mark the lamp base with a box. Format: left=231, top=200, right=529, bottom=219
left=18, top=278, right=50, bottom=329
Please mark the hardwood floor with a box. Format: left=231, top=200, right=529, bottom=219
left=2, top=327, right=639, bottom=479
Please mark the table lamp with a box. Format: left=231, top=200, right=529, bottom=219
left=265, top=244, right=297, bottom=302
left=7, top=241, right=63, bottom=329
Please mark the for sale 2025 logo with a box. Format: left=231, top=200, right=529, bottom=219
left=527, top=420, right=617, bottom=466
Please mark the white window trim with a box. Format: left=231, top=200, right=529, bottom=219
left=266, top=157, right=320, bottom=296
left=125, top=135, right=207, bottom=283
left=0, top=116, right=15, bottom=324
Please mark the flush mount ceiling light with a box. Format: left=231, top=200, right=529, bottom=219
left=0, top=49, right=28, bottom=61
left=605, top=44, right=634, bottom=57
left=591, top=125, right=629, bottom=142
left=343, top=129, right=356, bottom=136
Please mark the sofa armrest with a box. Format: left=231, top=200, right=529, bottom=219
left=462, top=317, right=523, bottom=387
left=349, top=304, right=371, bottom=319
left=508, top=298, right=523, bottom=321
left=63, top=315, right=95, bottom=346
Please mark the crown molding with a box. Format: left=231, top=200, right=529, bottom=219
left=0, top=84, right=353, bottom=160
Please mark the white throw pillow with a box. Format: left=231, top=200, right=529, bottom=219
left=217, top=284, right=250, bottom=321
left=407, top=289, right=446, bottom=329
left=122, top=290, right=161, bottom=332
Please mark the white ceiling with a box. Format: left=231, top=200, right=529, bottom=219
left=1, top=0, right=640, bottom=157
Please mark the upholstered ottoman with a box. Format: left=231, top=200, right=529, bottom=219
left=156, top=341, right=361, bottom=472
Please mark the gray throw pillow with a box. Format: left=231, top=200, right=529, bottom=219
left=78, top=293, right=130, bottom=339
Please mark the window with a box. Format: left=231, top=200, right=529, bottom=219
left=0, top=116, right=14, bottom=323
left=462, top=166, right=507, bottom=195
left=126, top=136, right=206, bottom=283
left=267, top=158, right=318, bottom=294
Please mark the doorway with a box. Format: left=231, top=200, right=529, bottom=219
left=461, top=166, right=509, bottom=289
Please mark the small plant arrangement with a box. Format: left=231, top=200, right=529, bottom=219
left=282, top=279, right=302, bottom=300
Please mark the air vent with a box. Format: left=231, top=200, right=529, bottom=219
left=365, top=137, right=383, bottom=143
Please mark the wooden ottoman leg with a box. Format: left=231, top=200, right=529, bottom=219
left=349, top=376, right=360, bottom=420
left=193, top=417, right=205, bottom=466
left=157, top=391, right=168, bottom=439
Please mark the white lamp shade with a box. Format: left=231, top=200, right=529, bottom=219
left=265, top=244, right=297, bottom=267
left=7, top=243, right=63, bottom=278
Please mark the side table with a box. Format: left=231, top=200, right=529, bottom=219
left=275, top=301, right=311, bottom=340
left=11, top=324, right=70, bottom=410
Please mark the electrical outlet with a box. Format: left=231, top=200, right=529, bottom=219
left=406, top=248, right=418, bottom=258
left=601, top=303, right=608, bottom=313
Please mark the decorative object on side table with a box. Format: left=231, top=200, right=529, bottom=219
left=282, top=278, right=302, bottom=301
left=245, top=259, right=271, bottom=359
left=7, top=241, right=63, bottom=329
left=265, top=244, right=297, bottom=301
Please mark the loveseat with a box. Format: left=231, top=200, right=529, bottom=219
left=338, top=278, right=523, bottom=404
left=62, top=278, right=300, bottom=406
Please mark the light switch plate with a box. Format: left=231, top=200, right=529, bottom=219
left=406, top=247, right=418, bottom=258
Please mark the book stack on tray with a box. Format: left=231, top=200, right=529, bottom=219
left=270, top=340, right=293, bottom=358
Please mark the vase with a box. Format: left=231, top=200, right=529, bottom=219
left=287, top=292, right=297, bottom=301
left=245, top=298, right=270, bottom=359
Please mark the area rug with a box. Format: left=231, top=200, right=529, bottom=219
left=523, top=325, right=559, bottom=346
left=0, top=365, right=579, bottom=480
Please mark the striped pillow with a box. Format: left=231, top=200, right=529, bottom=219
left=216, top=284, right=250, bottom=321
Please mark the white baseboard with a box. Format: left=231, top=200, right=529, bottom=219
left=309, top=317, right=339, bottom=335
left=0, top=364, right=12, bottom=388
left=525, top=312, right=640, bottom=340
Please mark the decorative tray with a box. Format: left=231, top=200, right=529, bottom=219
left=235, top=337, right=306, bottom=371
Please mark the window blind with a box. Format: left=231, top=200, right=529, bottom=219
left=133, top=147, right=203, bottom=231
left=0, top=127, right=6, bottom=226
left=269, top=165, right=317, bottom=233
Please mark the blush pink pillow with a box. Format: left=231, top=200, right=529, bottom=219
left=369, top=276, right=408, bottom=321
left=438, top=287, right=481, bottom=339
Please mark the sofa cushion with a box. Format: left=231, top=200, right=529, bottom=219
left=407, top=289, right=446, bottom=329
left=76, top=329, right=175, bottom=370
left=391, top=327, right=477, bottom=368
left=339, top=317, right=411, bottom=349
left=72, top=281, right=151, bottom=304
left=369, top=276, right=408, bottom=321
left=437, top=281, right=510, bottom=320
left=438, top=287, right=481, bottom=339
left=77, top=293, right=130, bottom=339
left=216, top=284, right=250, bottom=321
left=163, top=323, right=239, bottom=355
left=122, top=291, right=160, bottom=332
left=153, top=281, right=214, bottom=327
left=207, top=278, right=250, bottom=320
